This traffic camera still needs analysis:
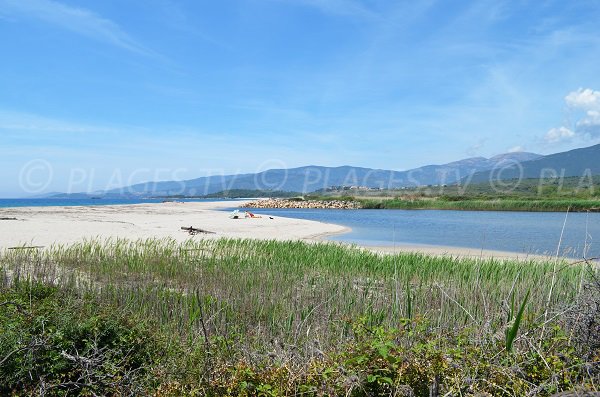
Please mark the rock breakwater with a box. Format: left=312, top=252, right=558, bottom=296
left=241, top=198, right=362, bottom=210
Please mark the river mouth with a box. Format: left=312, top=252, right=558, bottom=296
left=239, top=207, right=599, bottom=259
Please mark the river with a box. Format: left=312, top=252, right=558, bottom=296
left=244, top=208, right=600, bottom=258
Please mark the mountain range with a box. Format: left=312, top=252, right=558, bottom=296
left=98, top=152, right=540, bottom=196
left=51, top=143, right=600, bottom=197
left=467, top=144, right=600, bottom=183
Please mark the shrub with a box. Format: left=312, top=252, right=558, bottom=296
left=565, top=270, right=600, bottom=361
left=0, top=281, right=161, bottom=396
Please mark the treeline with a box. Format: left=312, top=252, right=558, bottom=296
left=348, top=175, right=600, bottom=199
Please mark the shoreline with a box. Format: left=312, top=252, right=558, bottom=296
left=0, top=201, right=565, bottom=261
left=358, top=243, right=557, bottom=261
left=310, top=234, right=559, bottom=261
left=240, top=197, right=600, bottom=213
left=0, top=201, right=347, bottom=251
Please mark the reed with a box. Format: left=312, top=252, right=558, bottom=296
left=0, top=238, right=584, bottom=351
left=362, top=197, right=600, bottom=212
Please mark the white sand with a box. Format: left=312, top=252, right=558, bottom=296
left=356, top=244, right=554, bottom=261
left=0, top=202, right=557, bottom=261
left=0, top=201, right=349, bottom=250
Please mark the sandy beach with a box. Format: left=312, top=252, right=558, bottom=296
left=0, top=201, right=349, bottom=250
left=357, top=244, right=554, bottom=261
left=0, top=201, right=558, bottom=261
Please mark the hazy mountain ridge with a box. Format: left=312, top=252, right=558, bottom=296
left=468, top=144, right=600, bottom=184
left=49, top=145, right=600, bottom=197
left=86, top=152, right=544, bottom=197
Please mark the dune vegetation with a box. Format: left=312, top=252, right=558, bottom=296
left=322, top=176, right=600, bottom=212
left=1, top=238, right=598, bottom=395
left=360, top=197, right=600, bottom=212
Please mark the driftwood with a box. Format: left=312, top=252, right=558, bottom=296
left=0, top=217, right=18, bottom=221
left=8, top=246, right=44, bottom=250
left=181, top=226, right=215, bottom=236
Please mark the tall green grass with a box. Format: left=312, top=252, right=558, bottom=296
left=0, top=238, right=584, bottom=353
left=361, top=197, right=600, bottom=212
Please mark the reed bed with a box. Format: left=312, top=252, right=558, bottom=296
left=0, top=238, right=585, bottom=351
left=362, top=198, right=600, bottom=212
left=2, top=238, right=599, bottom=395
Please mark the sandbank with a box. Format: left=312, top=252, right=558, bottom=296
left=0, top=201, right=562, bottom=261
left=355, top=243, right=556, bottom=261
left=0, top=201, right=348, bottom=250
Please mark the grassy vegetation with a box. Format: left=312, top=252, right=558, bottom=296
left=415, top=175, right=600, bottom=198
left=319, top=176, right=600, bottom=199
left=1, top=238, right=598, bottom=395
left=360, top=197, right=600, bottom=212
left=312, top=176, right=600, bottom=212
left=150, top=176, right=600, bottom=212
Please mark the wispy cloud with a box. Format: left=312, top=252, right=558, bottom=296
left=0, top=0, right=153, bottom=55
left=276, top=0, right=378, bottom=19
left=0, top=110, right=116, bottom=134
left=0, top=109, right=342, bottom=176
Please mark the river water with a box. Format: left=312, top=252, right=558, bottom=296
left=244, top=208, right=600, bottom=258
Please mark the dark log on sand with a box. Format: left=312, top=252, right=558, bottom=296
left=181, top=226, right=216, bottom=235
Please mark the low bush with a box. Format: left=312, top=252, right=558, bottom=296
left=0, top=281, right=162, bottom=396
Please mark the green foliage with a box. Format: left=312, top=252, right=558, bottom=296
left=506, top=289, right=530, bottom=352
left=360, top=197, right=600, bottom=212
left=205, top=319, right=593, bottom=396
left=312, top=175, right=600, bottom=212
left=304, top=194, right=357, bottom=202
left=0, top=281, right=161, bottom=396
left=0, top=239, right=597, bottom=395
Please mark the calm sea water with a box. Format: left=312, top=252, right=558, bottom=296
left=0, top=198, right=240, bottom=208
left=243, top=208, right=600, bottom=258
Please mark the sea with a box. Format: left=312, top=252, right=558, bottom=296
left=0, top=198, right=238, bottom=208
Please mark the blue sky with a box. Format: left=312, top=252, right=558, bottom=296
left=1, top=0, right=600, bottom=196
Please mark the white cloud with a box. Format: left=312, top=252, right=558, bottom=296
left=544, top=126, right=575, bottom=144
left=0, top=0, right=152, bottom=55
left=544, top=88, right=600, bottom=145
left=566, top=88, right=600, bottom=139
left=508, top=145, right=525, bottom=153
left=565, top=88, right=600, bottom=110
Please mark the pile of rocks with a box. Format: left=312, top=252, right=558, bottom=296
left=241, top=198, right=361, bottom=210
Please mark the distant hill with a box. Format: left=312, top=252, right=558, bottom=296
left=87, top=151, right=542, bottom=197
left=402, top=152, right=541, bottom=189
left=468, top=144, right=600, bottom=184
